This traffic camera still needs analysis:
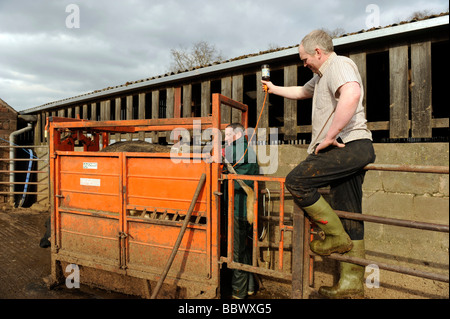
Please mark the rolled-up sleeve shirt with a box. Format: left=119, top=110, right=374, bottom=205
left=303, top=52, right=372, bottom=154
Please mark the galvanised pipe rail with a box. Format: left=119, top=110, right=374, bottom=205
left=364, top=163, right=449, bottom=174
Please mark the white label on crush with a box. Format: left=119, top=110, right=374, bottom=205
left=83, top=162, right=98, bottom=169
left=80, top=178, right=101, bottom=187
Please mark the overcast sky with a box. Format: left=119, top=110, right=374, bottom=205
left=1, top=0, right=448, bottom=112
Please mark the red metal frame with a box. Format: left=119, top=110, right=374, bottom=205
left=221, top=164, right=449, bottom=298
left=222, top=174, right=293, bottom=280
left=48, top=93, right=249, bottom=298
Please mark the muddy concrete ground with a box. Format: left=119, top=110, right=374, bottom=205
left=0, top=206, right=286, bottom=300
left=0, top=206, right=447, bottom=300
left=0, top=206, right=137, bottom=299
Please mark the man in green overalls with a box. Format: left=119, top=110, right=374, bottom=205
left=222, top=123, right=259, bottom=299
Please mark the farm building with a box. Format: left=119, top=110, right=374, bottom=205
left=2, top=13, right=448, bottom=299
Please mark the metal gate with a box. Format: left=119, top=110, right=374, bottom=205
left=222, top=164, right=449, bottom=298
left=0, top=144, right=49, bottom=206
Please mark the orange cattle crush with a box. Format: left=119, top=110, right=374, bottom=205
left=47, top=94, right=248, bottom=298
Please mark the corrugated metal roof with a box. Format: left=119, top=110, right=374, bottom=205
left=20, top=13, right=449, bottom=115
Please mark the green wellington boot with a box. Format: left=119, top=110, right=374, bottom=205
left=319, top=240, right=366, bottom=299
left=302, top=196, right=353, bottom=256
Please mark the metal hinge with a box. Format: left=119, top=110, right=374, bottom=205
left=118, top=232, right=128, bottom=239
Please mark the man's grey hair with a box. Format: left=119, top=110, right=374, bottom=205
left=301, top=29, right=334, bottom=55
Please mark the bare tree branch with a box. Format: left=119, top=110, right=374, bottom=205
left=170, top=41, right=223, bottom=72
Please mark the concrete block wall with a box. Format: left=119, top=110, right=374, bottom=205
left=361, top=144, right=448, bottom=298
left=362, top=144, right=448, bottom=267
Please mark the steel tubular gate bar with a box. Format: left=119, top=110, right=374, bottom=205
left=225, top=174, right=289, bottom=273
left=223, top=162, right=449, bottom=298
left=0, top=158, right=43, bottom=161
left=0, top=145, right=48, bottom=148
left=365, top=163, right=449, bottom=174
left=334, top=210, right=449, bottom=233
left=0, top=144, right=49, bottom=201
left=279, top=180, right=287, bottom=271
left=227, top=174, right=235, bottom=266
left=313, top=252, right=449, bottom=283
left=0, top=170, right=47, bottom=174
left=252, top=181, right=259, bottom=267
left=219, top=258, right=293, bottom=281
left=259, top=194, right=449, bottom=232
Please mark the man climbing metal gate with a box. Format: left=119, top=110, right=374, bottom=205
left=262, top=29, right=376, bottom=298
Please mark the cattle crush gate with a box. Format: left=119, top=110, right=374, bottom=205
left=48, top=93, right=449, bottom=298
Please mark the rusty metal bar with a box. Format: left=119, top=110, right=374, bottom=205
left=291, top=205, right=304, bottom=298
left=0, top=158, right=45, bottom=161
left=227, top=174, right=285, bottom=183
left=364, top=163, right=449, bottom=174
left=0, top=192, right=42, bottom=195
left=279, top=181, right=285, bottom=271
left=260, top=215, right=292, bottom=223
left=258, top=242, right=292, bottom=250
left=252, top=181, right=259, bottom=267
left=303, top=213, right=314, bottom=299
left=49, top=116, right=213, bottom=130
left=0, top=170, right=47, bottom=174
left=0, top=182, right=46, bottom=185
left=0, top=145, right=48, bottom=148
left=227, top=173, right=235, bottom=265
left=313, top=252, right=449, bottom=283
left=335, top=210, right=449, bottom=233
left=259, top=208, right=449, bottom=234
left=150, top=173, right=207, bottom=299
left=221, top=258, right=292, bottom=281
left=259, top=198, right=448, bottom=233
left=216, top=94, right=249, bottom=112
